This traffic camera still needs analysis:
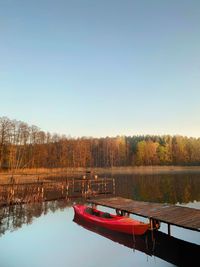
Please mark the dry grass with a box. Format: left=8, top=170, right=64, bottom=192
left=0, top=168, right=84, bottom=184
left=0, top=166, right=200, bottom=184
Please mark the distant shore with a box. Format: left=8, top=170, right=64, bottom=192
left=94, top=166, right=200, bottom=174
left=0, top=166, right=200, bottom=184
left=1, top=166, right=200, bottom=176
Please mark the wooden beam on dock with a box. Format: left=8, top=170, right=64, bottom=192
left=88, top=197, right=200, bottom=232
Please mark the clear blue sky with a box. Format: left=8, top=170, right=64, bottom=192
left=0, top=0, right=200, bottom=137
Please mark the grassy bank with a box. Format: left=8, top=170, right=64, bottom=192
left=95, top=166, right=200, bottom=174
left=1, top=166, right=200, bottom=184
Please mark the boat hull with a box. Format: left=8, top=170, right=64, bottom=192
left=73, top=204, right=149, bottom=235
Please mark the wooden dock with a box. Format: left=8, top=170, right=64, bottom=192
left=88, top=197, right=200, bottom=234
left=0, top=178, right=115, bottom=207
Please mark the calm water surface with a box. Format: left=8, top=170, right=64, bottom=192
left=0, top=173, right=200, bottom=267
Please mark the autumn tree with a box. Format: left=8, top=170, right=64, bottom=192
left=0, top=116, right=200, bottom=170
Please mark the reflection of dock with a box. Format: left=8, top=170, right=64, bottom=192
left=88, top=197, right=200, bottom=234
left=73, top=215, right=199, bottom=267
left=0, top=178, right=115, bottom=207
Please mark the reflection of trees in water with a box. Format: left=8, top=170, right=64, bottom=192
left=114, top=173, right=200, bottom=204
left=1, top=174, right=199, bottom=236
left=0, top=200, right=71, bottom=236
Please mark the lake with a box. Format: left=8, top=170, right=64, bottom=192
left=0, top=172, right=200, bottom=267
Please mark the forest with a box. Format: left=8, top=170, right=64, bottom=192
left=0, top=116, right=200, bottom=170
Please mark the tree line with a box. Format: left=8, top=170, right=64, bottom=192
left=0, top=116, right=200, bottom=170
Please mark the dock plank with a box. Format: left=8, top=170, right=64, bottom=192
left=88, top=197, right=200, bottom=232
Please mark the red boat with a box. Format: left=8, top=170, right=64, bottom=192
left=73, top=204, right=150, bottom=235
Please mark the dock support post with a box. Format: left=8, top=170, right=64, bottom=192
left=149, top=218, right=153, bottom=230
left=168, top=223, right=171, bottom=235
left=92, top=203, right=97, bottom=209
left=72, top=178, right=75, bottom=194
left=112, top=178, right=115, bottom=195
left=66, top=182, right=69, bottom=199
left=41, top=186, right=44, bottom=200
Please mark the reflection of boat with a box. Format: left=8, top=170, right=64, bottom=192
left=73, top=214, right=152, bottom=255
left=73, top=214, right=200, bottom=267
left=73, top=204, right=149, bottom=235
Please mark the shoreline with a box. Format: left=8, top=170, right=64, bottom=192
left=0, top=165, right=200, bottom=183
left=1, top=165, right=200, bottom=175
left=94, top=166, right=200, bottom=174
